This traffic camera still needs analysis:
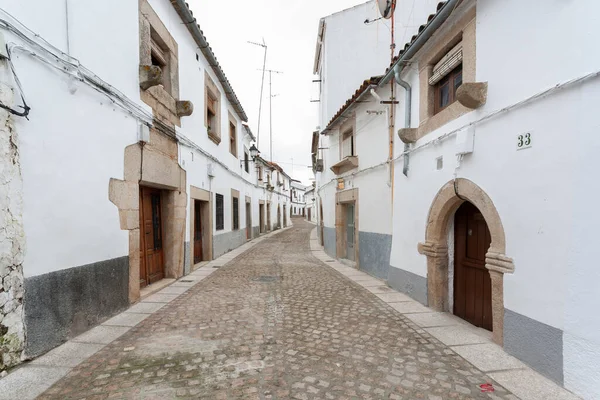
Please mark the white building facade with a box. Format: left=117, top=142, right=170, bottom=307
left=0, top=0, right=294, bottom=371
left=314, top=0, right=600, bottom=398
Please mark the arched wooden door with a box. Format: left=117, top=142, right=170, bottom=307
left=454, top=202, right=493, bottom=331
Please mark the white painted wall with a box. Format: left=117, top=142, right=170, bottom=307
left=0, top=2, right=144, bottom=277
left=144, top=0, right=293, bottom=245
left=317, top=85, right=392, bottom=236
left=315, top=0, right=442, bottom=130
left=388, top=1, right=600, bottom=397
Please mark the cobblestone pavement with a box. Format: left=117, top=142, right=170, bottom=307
left=40, top=220, right=516, bottom=400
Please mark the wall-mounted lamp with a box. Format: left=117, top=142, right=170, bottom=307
left=241, top=144, right=261, bottom=167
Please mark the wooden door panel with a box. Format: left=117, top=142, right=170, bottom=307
left=194, top=200, right=203, bottom=263
left=454, top=202, right=493, bottom=331
left=140, top=187, right=165, bottom=287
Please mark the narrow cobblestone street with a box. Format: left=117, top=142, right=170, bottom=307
left=37, top=220, right=515, bottom=400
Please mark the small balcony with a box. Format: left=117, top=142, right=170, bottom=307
left=330, top=156, right=358, bottom=175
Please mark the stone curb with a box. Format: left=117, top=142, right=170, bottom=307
left=308, top=228, right=581, bottom=400
left=0, top=224, right=294, bottom=400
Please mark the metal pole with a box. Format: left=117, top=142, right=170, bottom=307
left=248, top=40, right=267, bottom=148
left=269, top=70, right=273, bottom=162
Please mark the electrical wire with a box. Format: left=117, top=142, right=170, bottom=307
left=0, top=48, right=30, bottom=118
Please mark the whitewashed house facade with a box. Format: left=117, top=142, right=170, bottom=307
left=0, top=0, right=295, bottom=371
left=314, top=0, right=600, bottom=398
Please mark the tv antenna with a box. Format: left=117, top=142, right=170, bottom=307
left=248, top=39, right=267, bottom=149
left=257, top=68, right=283, bottom=162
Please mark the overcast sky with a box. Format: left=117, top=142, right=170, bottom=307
left=189, top=0, right=373, bottom=185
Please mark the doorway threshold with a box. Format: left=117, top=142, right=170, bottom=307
left=140, top=278, right=176, bottom=300
left=339, top=258, right=357, bottom=269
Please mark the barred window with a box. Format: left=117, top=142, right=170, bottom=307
left=232, top=197, right=239, bottom=230
left=216, top=193, right=224, bottom=230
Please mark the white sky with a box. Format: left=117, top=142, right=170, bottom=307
left=189, top=0, right=367, bottom=185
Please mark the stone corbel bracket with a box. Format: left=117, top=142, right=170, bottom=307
left=418, top=241, right=448, bottom=259
left=456, top=82, right=488, bottom=109
left=485, top=252, right=515, bottom=274
left=398, top=128, right=418, bottom=144
left=176, top=100, right=194, bottom=118
left=139, top=65, right=162, bottom=90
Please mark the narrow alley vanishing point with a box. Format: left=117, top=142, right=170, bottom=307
left=36, top=221, right=515, bottom=399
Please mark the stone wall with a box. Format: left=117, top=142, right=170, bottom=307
left=0, top=79, right=25, bottom=372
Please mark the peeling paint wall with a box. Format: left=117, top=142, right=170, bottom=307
left=0, top=76, right=25, bottom=372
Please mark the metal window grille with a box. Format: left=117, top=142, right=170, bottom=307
left=233, top=197, right=239, bottom=230
left=216, top=193, right=224, bottom=230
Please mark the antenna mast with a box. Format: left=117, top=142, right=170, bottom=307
left=248, top=39, right=268, bottom=148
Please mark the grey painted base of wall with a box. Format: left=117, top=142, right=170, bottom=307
left=23, top=256, right=129, bottom=358
left=252, top=226, right=260, bottom=239
left=213, top=230, right=247, bottom=259
left=323, top=226, right=336, bottom=258
left=504, top=309, right=564, bottom=384
left=358, top=232, right=392, bottom=280
left=388, top=267, right=428, bottom=306
left=183, top=241, right=191, bottom=275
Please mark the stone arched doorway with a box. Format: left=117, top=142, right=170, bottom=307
left=418, top=178, right=514, bottom=345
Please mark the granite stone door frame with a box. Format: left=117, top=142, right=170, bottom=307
left=418, top=178, right=514, bottom=345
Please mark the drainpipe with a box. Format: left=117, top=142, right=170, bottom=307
left=394, top=64, right=411, bottom=176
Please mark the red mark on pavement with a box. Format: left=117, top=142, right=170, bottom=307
left=480, top=383, right=495, bottom=392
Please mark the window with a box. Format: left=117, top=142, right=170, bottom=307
left=267, top=173, right=271, bottom=186
left=215, top=193, right=224, bottom=230
left=244, top=150, right=249, bottom=173
left=258, top=166, right=263, bottom=181
left=232, top=196, right=239, bottom=230
left=205, top=73, right=221, bottom=143
left=229, top=113, right=237, bottom=157
left=341, top=126, right=354, bottom=158
left=434, top=65, right=462, bottom=114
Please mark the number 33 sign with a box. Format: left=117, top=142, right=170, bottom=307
left=517, top=133, right=532, bottom=150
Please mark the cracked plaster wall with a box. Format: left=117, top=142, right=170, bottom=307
left=0, top=80, right=25, bottom=372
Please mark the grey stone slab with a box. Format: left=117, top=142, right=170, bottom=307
left=451, top=343, right=525, bottom=372
left=102, top=312, right=150, bottom=327
left=376, top=292, right=413, bottom=303
left=355, top=279, right=386, bottom=287
left=489, top=369, right=580, bottom=400
left=366, top=285, right=395, bottom=294
left=388, top=266, right=428, bottom=306
left=31, top=341, right=105, bottom=368
left=404, top=312, right=466, bottom=328
left=72, top=325, right=130, bottom=344
left=504, top=308, right=564, bottom=384
left=191, top=269, right=215, bottom=276
left=0, top=365, right=71, bottom=400
left=127, top=301, right=166, bottom=314
left=158, top=285, right=190, bottom=295
left=141, top=293, right=179, bottom=303
left=425, top=325, right=491, bottom=346
left=389, top=301, right=431, bottom=314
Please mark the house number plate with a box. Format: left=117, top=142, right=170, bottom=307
left=517, top=132, right=532, bottom=150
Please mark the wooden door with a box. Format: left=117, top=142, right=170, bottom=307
left=345, top=204, right=355, bottom=261
left=454, top=202, right=493, bottom=331
left=193, top=200, right=203, bottom=263
left=139, top=187, right=165, bottom=287
left=246, top=202, right=251, bottom=239
left=319, top=202, right=324, bottom=246
left=259, top=204, right=264, bottom=233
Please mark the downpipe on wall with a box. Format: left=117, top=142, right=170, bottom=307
left=394, top=64, right=411, bottom=177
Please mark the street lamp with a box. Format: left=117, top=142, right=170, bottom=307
left=249, top=144, right=260, bottom=161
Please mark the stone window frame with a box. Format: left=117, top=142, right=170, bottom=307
left=205, top=72, right=221, bottom=144
left=231, top=189, right=240, bottom=231
left=139, top=0, right=179, bottom=100
left=228, top=111, right=238, bottom=158
left=416, top=6, right=476, bottom=140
